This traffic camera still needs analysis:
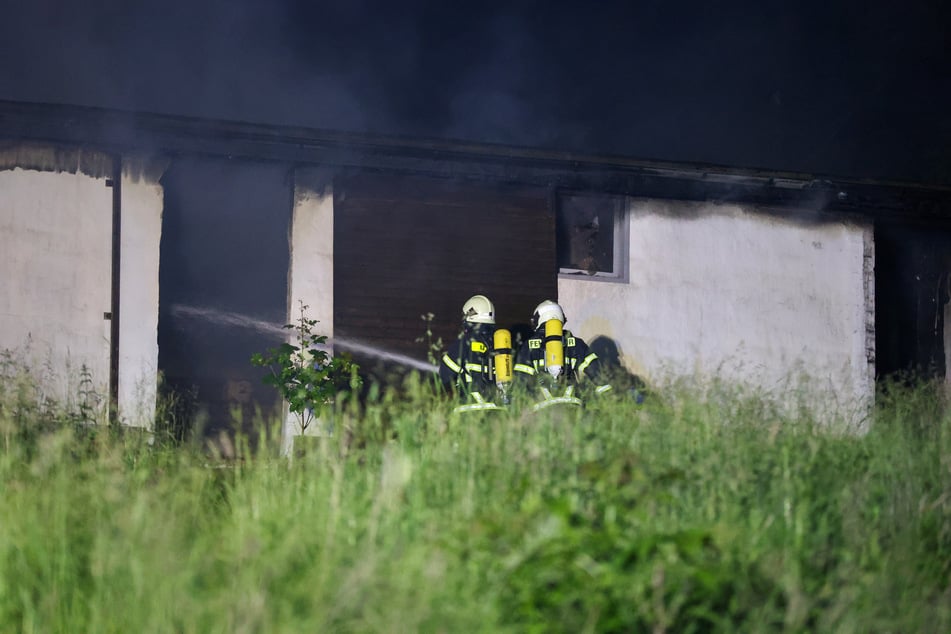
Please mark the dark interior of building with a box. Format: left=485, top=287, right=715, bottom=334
left=157, top=157, right=292, bottom=443
left=875, top=222, right=951, bottom=382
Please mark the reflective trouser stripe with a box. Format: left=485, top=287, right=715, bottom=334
left=595, top=384, right=613, bottom=394
left=442, top=354, right=462, bottom=373
left=531, top=396, right=582, bottom=411
left=540, top=386, right=576, bottom=398
left=454, top=402, right=505, bottom=413
left=514, top=363, right=535, bottom=375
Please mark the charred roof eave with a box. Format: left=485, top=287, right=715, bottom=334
left=1, top=99, right=950, bottom=223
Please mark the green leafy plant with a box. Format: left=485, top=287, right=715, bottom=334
left=251, top=302, right=361, bottom=434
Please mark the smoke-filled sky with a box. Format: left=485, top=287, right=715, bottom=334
left=1, top=0, right=949, bottom=183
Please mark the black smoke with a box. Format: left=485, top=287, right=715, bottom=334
left=1, top=0, right=949, bottom=183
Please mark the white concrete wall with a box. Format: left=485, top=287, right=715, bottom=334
left=0, top=166, right=113, bottom=411
left=283, top=171, right=334, bottom=451
left=0, top=152, right=164, bottom=428
left=559, top=198, right=874, bottom=426
left=118, top=164, right=163, bottom=427
left=288, top=173, right=334, bottom=338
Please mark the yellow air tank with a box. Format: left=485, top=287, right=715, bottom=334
left=493, top=328, right=513, bottom=386
left=544, top=319, right=564, bottom=379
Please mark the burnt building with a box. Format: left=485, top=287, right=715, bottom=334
left=2, top=100, right=950, bottom=439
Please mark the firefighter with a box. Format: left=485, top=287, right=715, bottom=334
left=439, top=294, right=507, bottom=412
left=514, top=300, right=612, bottom=410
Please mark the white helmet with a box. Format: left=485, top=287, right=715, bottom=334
left=532, top=300, right=565, bottom=328
left=462, top=294, right=495, bottom=324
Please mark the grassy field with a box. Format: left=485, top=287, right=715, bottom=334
left=1, top=376, right=949, bottom=633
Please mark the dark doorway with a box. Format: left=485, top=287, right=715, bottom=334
left=333, top=172, right=556, bottom=380
left=875, top=222, right=951, bottom=381
left=158, top=157, right=291, bottom=443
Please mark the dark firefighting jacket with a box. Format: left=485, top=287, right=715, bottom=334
left=439, top=324, right=497, bottom=405
left=513, top=327, right=612, bottom=397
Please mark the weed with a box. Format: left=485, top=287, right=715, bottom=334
left=250, top=301, right=361, bottom=436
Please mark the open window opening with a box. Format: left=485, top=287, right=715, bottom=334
left=556, top=192, right=628, bottom=282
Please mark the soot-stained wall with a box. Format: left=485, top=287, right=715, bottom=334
left=158, top=157, right=291, bottom=439
left=559, top=199, right=875, bottom=426
left=0, top=146, right=164, bottom=426
left=0, top=164, right=113, bottom=405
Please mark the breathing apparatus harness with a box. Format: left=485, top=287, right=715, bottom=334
left=451, top=321, right=515, bottom=414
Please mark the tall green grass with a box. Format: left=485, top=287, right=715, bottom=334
left=1, top=373, right=949, bottom=632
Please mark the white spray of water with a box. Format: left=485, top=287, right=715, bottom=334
left=169, top=304, right=437, bottom=373
left=170, top=304, right=287, bottom=336
left=327, top=337, right=437, bottom=373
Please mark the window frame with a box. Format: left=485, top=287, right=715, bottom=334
left=555, top=190, right=630, bottom=284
